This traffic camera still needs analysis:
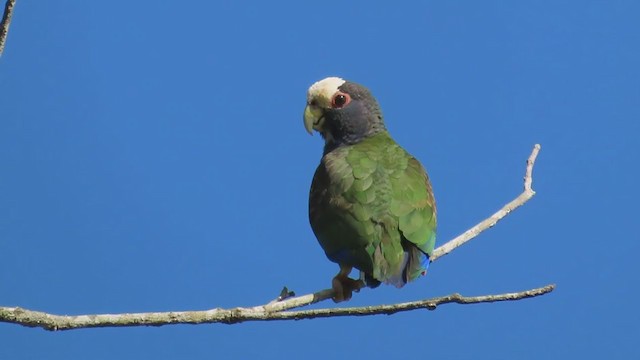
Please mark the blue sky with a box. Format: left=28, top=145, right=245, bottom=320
left=1, top=1, right=638, bottom=359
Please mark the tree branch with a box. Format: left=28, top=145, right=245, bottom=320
left=0, top=144, right=549, bottom=331
left=430, top=143, right=541, bottom=261
left=0, top=0, right=16, bottom=57
left=0, top=284, right=554, bottom=331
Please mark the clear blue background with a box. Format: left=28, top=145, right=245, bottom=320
left=1, top=1, right=638, bottom=359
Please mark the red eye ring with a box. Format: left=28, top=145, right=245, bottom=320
left=331, top=92, right=351, bottom=109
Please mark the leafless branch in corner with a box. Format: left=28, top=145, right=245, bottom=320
left=0, top=0, right=16, bottom=57
left=0, top=144, right=551, bottom=331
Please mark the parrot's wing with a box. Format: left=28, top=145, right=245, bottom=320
left=390, top=155, right=437, bottom=282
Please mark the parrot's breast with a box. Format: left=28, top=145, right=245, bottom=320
left=309, top=132, right=436, bottom=286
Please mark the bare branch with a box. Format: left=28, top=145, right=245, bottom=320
left=255, top=284, right=554, bottom=320
left=0, top=144, right=550, bottom=330
left=0, top=0, right=16, bottom=57
left=431, top=143, right=541, bottom=261
left=0, top=284, right=554, bottom=331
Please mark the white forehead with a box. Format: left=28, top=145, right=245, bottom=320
left=307, top=77, right=346, bottom=102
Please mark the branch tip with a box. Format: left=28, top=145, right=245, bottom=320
left=524, top=144, right=541, bottom=192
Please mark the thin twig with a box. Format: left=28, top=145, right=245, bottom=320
left=0, top=284, right=554, bottom=331
left=431, top=144, right=541, bottom=261
left=0, top=0, right=16, bottom=57
left=0, top=144, right=549, bottom=331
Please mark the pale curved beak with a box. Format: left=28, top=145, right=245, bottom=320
left=303, top=105, right=324, bottom=135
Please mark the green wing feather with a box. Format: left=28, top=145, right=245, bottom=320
left=309, top=132, right=436, bottom=286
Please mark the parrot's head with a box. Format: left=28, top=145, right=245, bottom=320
left=304, top=77, right=386, bottom=148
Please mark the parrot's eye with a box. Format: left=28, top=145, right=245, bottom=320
left=331, top=93, right=351, bottom=109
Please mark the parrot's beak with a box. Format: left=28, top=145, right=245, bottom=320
left=303, top=105, right=324, bottom=135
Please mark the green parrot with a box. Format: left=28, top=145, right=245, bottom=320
left=304, top=77, right=437, bottom=302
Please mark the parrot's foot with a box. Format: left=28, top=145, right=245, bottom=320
left=331, top=265, right=365, bottom=303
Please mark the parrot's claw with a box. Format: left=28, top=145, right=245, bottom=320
left=331, top=274, right=365, bottom=303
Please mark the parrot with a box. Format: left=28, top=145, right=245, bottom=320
left=303, top=77, right=437, bottom=302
